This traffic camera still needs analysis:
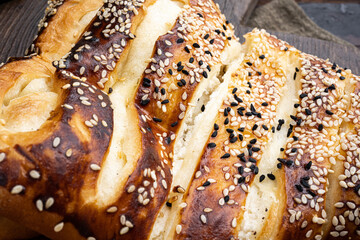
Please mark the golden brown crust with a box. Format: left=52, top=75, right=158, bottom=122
left=0, top=73, right=114, bottom=239
left=2, top=0, right=360, bottom=239
left=174, top=29, right=295, bottom=240
left=0, top=1, right=171, bottom=239
left=135, top=0, right=236, bottom=131
left=55, top=0, right=156, bottom=90
left=326, top=76, right=360, bottom=239
left=26, top=0, right=104, bottom=62
left=276, top=54, right=347, bottom=240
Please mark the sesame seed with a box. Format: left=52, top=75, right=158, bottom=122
left=200, top=214, right=207, bottom=224
left=36, top=199, right=43, bottom=212
left=90, top=164, right=101, bottom=171
left=0, top=152, right=5, bottom=162
left=267, top=173, right=275, bottom=180
left=65, top=149, right=72, bottom=158
left=54, top=222, right=64, bottom=232
left=231, top=218, right=237, bottom=228
left=29, top=170, right=41, bottom=179
left=106, top=206, right=118, bottom=213
left=176, top=225, right=182, bottom=234
left=120, top=227, right=129, bottom=235
left=53, top=137, right=61, bottom=148
left=11, top=185, right=24, bottom=194
left=45, top=197, right=54, bottom=209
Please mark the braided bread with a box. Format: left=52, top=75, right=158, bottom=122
left=0, top=0, right=359, bottom=239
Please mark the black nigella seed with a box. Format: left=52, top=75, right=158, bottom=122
left=295, top=184, right=303, bottom=192
left=250, top=139, right=257, bottom=144
left=259, top=175, right=265, bottom=182
left=325, top=110, right=334, bottom=115
left=207, top=143, right=216, bottom=148
left=300, top=93, right=307, bottom=99
left=193, top=43, right=200, bottom=48
left=153, top=117, right=162, bottom=123
left=140, top=99, right=150, bottom=106
left=304, top=161, right=312, bottom=171
left=202, top=181, right=210, bottom=187
left=226, top=128, right=234, bottom=133
left=267, top=173, right=275, bottom=180
left=211, top=131, right=218, bottom=138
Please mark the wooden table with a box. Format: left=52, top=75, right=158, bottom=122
left=0, top=0, right=359, bottom=75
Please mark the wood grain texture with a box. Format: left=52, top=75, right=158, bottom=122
left=0, top=0, right=358, bottom=72
left=215, top=0, right=259, bottom=24
left=0, top=0, right=46, bottom=62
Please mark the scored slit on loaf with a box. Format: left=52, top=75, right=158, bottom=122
left=0, top=0, right=359, bottom=239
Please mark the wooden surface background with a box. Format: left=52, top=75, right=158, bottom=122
left=0, top=0, right=359, bottom=75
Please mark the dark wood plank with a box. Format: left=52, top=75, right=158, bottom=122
left=235, top=26, right=360, bottom=75
left=215, top=0, right=259, bottom=25
left=0, top=0, right=359, bottom=76
left=300, top=3, right=360, bottom=49
left=0, top=0, right=47, bottom=62
left=258, top=0, right=360, bottom=4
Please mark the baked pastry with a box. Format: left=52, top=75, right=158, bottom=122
left=0, top=0, right=359, bottom=240
left=0, top=0, right=103, bottom=239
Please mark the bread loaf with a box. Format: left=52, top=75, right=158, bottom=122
left=0, top=0, right=359, bottom=239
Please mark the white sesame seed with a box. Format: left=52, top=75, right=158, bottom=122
left=45, top=197, right=54, bottom=209
left=176, top=225, right=182, bottom=234
left=0, top=152, right=6, bottom=163
left=90, top=164, right=101, bottom=171
left=200, top=214, right=207, bottom=224
left=29, top=170, right=41, bottom=179
left=231, top=218, right=237, bottom=228
left=62, top=84, right=71, bottom=89
left=54, top=222, right=64, bottom=232
left=36, top=199, right=43, bottom=212
left=120, top=226, right=129, bottom=235
left=204, top=208, right=213, bottom=213
left=11, top=185, right=24, bottom=194
left=162, top=179, right=167, bottom=189
left=53, top=137, right=61, bottom=148
left=106, top=206, right=118, bottom=213
left=63, top=104, right=74, bottom=110
left=65, top=149, right=73, bottom=158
